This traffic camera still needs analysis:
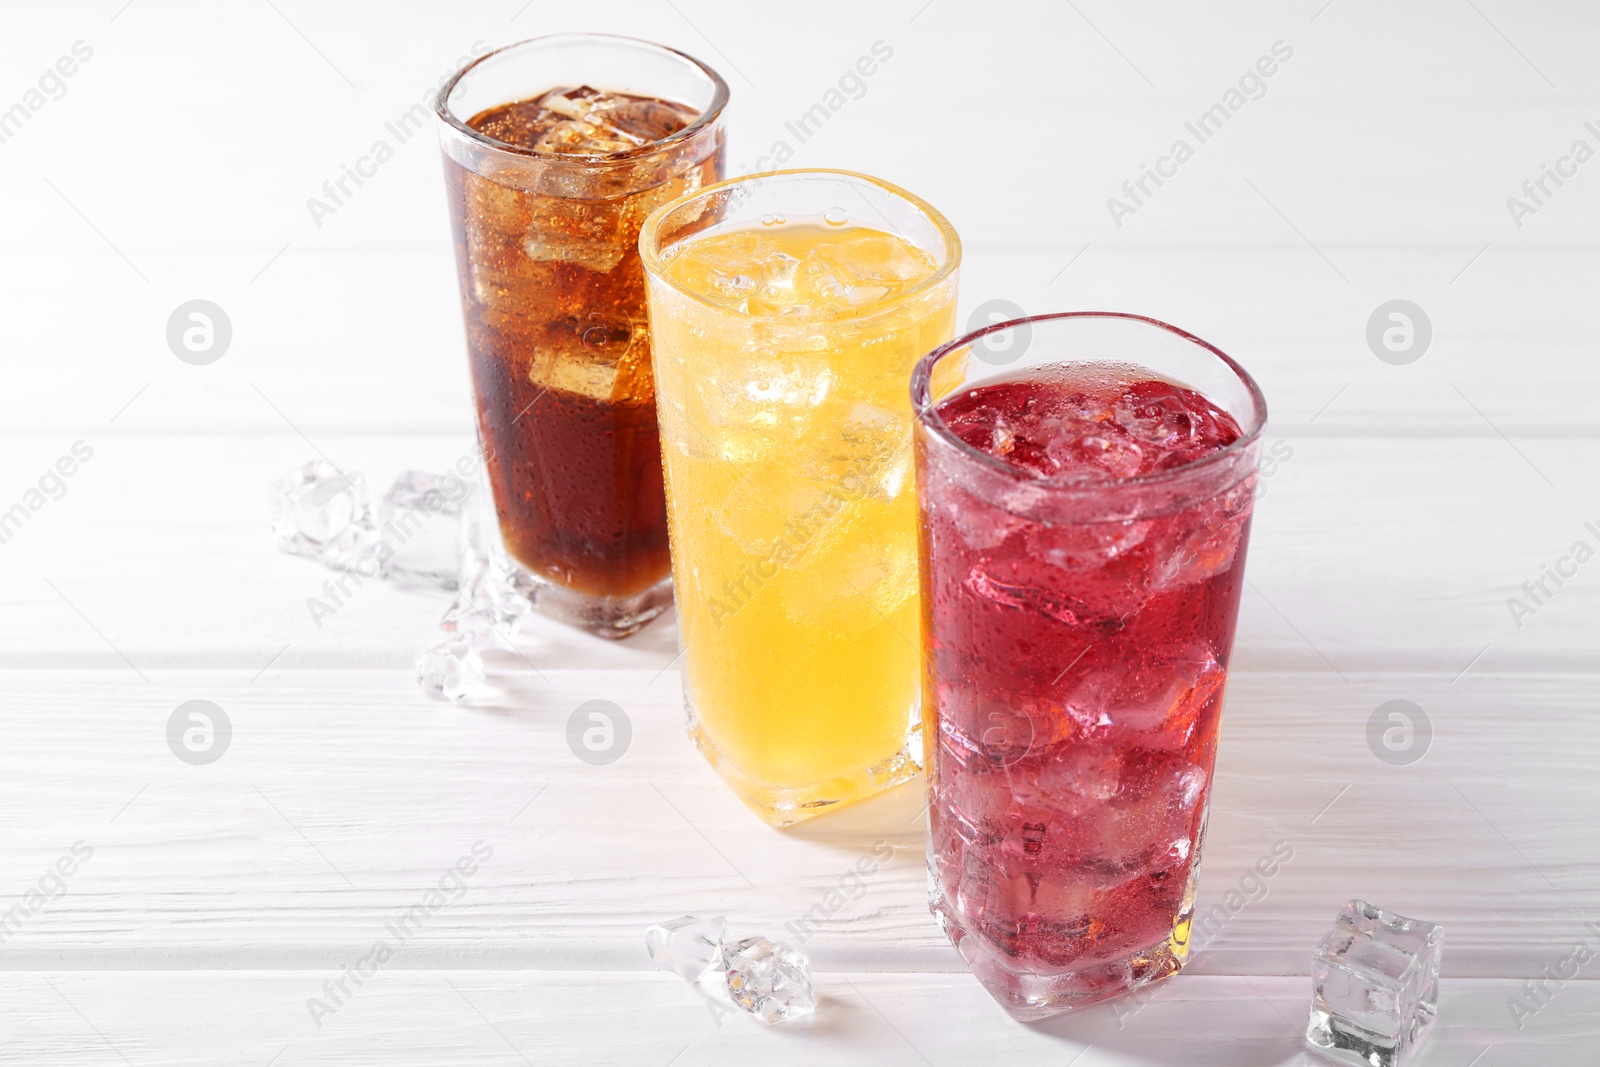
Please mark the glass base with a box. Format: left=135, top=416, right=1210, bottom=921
left=514, top=567, right=673, bottom=640
left=928, top=862, right=1193, bottom=1022
left=685, top=698, right=921, bottom=827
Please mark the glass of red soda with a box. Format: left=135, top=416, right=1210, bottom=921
left=910, top=312, right=1268, bottom=1020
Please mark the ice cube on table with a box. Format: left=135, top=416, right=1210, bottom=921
left=378, top=470, right=462, bottom=592
left=1306, top=899, right=1443, bottom=1067
left=441, top=590, right=528, bottom=643
left=645, top=915, right=728, bottom=981
left=443, top=480, right=531, bottom=640
left=415, top=636, right=484, bottom=703
left=720, top=936, right=815, bottom=1023
left=269, top=461, right=375, bottom=569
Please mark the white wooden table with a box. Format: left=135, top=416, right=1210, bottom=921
left=3, top=1, right=1597, bottom=1063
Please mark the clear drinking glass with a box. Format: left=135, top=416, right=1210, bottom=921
left=910, top=312, right=1267, bottom=1019
left=640, top=170, right=961, bottom=825
left=435, top=34, right=727, bottom=638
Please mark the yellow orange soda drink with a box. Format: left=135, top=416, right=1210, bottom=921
left=640, top=170, right=961, bottom=825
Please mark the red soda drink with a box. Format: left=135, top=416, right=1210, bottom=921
left=911, top=313, right=1266, bottom=1020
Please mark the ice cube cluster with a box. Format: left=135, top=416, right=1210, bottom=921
left=269, top=459, right=531, bottom=704
left=645, top=914, right=815, bottom=1024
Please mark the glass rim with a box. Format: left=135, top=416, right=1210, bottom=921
left=434, top=32, right=730, bottom=164
left=637, top=167, right=963, bottom=320
left=910, top=310, right=1269, bottom=491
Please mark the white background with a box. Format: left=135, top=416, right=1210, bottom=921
left=2, top=1, right=1597, bottom=1064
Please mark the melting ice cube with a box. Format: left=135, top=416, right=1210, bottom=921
left=1306, top=899, right=1443, bottom=1067
left=720, top=936, right=815, bottom=1023
left=269, top=460, right=375, bottom=570
left=645, top=915, right=728, bottom=981
left=415, top=636, right=484, bottom=703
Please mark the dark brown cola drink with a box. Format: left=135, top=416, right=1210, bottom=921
left=436, top=37, right=727, bottom=637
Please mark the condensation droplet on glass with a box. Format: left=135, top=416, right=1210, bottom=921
left=823, top=208, right=848, bottom=226
left=760, top=213, right=786, bottom=226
